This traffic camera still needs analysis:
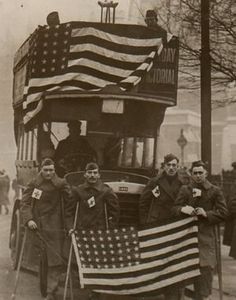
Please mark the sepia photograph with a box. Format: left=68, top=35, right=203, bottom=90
left=0, top=0, right=235, bottom=299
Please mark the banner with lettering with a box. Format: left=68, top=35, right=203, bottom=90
left=138, top=35, right=179, bottom=106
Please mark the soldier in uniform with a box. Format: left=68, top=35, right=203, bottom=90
left=174, top=160, right=228, bottom=300
left=139, top=153, right=184, bottom=300
left=65, top=161, right=119, bottom=231
left=65, top=162, right=120, bottom=300
left=139, top=153, right=182, bottom=224
left=20, top=158, right=72, bottom=300
left=54, top=120, right=97, bottom=177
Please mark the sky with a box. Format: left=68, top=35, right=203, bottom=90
left=0, top=0, right=151, bottom=177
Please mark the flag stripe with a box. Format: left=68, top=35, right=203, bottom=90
left=70, top=43, right=154, bottom=62
left=68, top=51, right=141, bottom=70
left=139, top=216, right=196, bottom=237
left=68, top=58, right=133, bottom=77
left=92, top=269, right=199, bottom=295
left=71, top=27, right=162, bottom=48
left=83, top=258, right=199, bottom=285
left=83, top=251, right=198, bottom=277
left=140, top=219, right=198, bottom=242
left=140, top=229, right=197, bottom=249
left=141, top=241, right=198, bottom=261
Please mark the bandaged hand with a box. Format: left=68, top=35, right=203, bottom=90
left=181, top=205, right=195, bottom=216
left=68, top=229, right=76, bottom=236
left=27, top=220, right=37, bottom=230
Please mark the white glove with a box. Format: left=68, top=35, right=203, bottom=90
left=181, top=205, right=195, bottom=215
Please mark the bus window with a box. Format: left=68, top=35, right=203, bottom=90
left=49, top=121, right=87, bottom=149
left=17, top=124, right=38, bottom=162
left=119, top=137, right=155, bottom=169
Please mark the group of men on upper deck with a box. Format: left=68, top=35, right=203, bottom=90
left=20, top=148, right=228, bottom=300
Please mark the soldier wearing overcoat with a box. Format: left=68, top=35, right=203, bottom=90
left=139, top=153, right=183, bottom=225
left=20, top=158, right=71, bottom=300
left=65, top=162, right=120, bottom=300
left=139, top=153, right=184, bottom=300
left=174, top=160, right=228, bottom=300
left=65, top=162, right=120, bottom=231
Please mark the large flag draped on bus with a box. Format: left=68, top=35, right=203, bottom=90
left=71, top=217, right=200, bottom=296
left=23, top=22, right=165, bottom=124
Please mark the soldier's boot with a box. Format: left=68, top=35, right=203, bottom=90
left=89, top=291, right=100, bottom=300
left=44, top=292, right=57, bottom=300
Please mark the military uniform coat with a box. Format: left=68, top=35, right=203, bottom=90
left=174, top=180, right=228, bottom=267
left=139, top=172, right=183, bottom=224
left=20, top=174, right=71, bottom=267
left=65, top=180, right=120, bottom=230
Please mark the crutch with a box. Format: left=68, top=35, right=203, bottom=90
left=11, top=228, right=27, bottom=300
left=104, top=202, right=109, bottom=230
left=63, top=201, right=79, bottom=300
left=215, top=224, right=223, bottom=300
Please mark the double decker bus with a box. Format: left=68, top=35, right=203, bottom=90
left=9, top=15, right=179, bottom=296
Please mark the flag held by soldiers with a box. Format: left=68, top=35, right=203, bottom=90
left=71, top=216, right=200, bottom=296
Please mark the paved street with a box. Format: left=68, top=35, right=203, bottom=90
left=0, top=205, right=236, bottom=300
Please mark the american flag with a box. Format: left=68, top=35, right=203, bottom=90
left=72, top=217, right=200, bottom=296
left=23, top=22, right=164, bottom=123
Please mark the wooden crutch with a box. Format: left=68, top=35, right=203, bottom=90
left=215, top=224, right=223, bottom=300
left=63, top=201, right=79, bottom=300
left=11, top=228, right=27, bottom=300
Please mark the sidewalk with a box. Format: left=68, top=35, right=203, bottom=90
left=212, top=244, right=236, bottom=299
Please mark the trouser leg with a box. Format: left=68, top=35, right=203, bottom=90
left=194, top=266, right=213, bottom=300
left=47, top=266, right=63, bottom=295
left=164, top=286, right=185, bottom=300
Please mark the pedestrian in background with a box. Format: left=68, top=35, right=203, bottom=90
left=20, top=158, right=71, bottom=300
left=0, top=169, right=10, bottom=215
left=174, top=160, right=228, bottom=300
left=139, top=153, right=184, bottom=300
left=223, top=163, right=236, bottom=259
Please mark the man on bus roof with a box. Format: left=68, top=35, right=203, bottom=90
left=54, top=120, right=97, bottom=177
left=144, top=9, right=166, bottom=39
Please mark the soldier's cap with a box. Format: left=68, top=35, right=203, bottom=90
left=190, top=160, right=206, bottom=171
left=41, top=157, right=55, bottom=167
left=232, top=161, right=236, bottom=168
left=67, top=120, right=82, bottom=129
left=164, top=153, right=179, bottom=164
left=85, top=162, right=99, bottom=171
left=46, top=11, right=60, bottom=27
left=145, top=10, right=157, bottom=19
